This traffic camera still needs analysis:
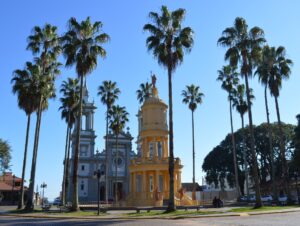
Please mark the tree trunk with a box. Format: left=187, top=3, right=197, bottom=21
left=115, top=134, right=119, bottom=205
left=192, top=110, right=196, bottom=200
left=274, top=96, right=290, bottom=201
left=62, top=122, right=70, bottom=206
left=18, top=114, right=31, bottom=209
left=241, top=114, right=249, bottom=198
left=65, top=125, right=72, bottom=203
left=105, top=108, right=109, bottom=204
left=264, top=86, right=277, bottom=200
left=25, top=97, right=43, bottom=211
left=71, top=75, right=84, bottom=211
left=167, top=64, right=175, bottom=212
left=229, top=98, right=240, bottom=197
left=244, top=74, right=262, bottom=208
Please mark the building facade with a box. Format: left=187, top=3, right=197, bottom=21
left=67, top=84, right=135, bottom=203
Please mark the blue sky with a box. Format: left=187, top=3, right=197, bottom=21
left=1, top=0, right=300, bottom=200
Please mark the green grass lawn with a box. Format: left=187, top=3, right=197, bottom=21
left=231, top=206, right=299, bottom=213
left=125, top=210, right=223, bottom=217
left=8, top=209, right=107, bottom=217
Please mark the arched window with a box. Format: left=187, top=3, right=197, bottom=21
left=81, top=115, right=86, bottom=130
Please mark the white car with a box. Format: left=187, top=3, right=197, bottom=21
left=261, top=195, right=273, bottom=202
left=278, top=195, right=287, bottom=202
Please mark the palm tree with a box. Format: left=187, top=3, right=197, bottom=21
left=232, top=84, right=254, bottom=198
left=97, top=80, right=120, bottom=204
left=25, top=24, right=61, bottom=211
left=59, top=78, right=80, bottom=206
left=12, top=62, right=39, bottom=209
left=62, top=17, right=109, bottom=211
left=108, top=105, right=129, bottom=205
left=181, top=84, right=204, bottom=200
left=257, top=45, right=293, bottom=200
left=218, top=17, right=266, bottom=208
left=136, top=82, right=153, bottom=104
left=217, top=65, right=240, bottom=198
left=255, top=45, right=277, bottom=200
left=143, top=6, right=194, bottom=212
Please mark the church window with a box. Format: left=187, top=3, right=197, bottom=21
left=81, top=165, right=85, bottom=171
left=149, top=143, right=153, bottom=159
left=149, top=176, right=153, bottom=192
left=81, top=115, right=86, bottom=130
left=80, top=181, right=84, bottom=191
left=136, top=175, right=142, bottom=192
left=158, top=142, right=162, bottom=159
left=159, top=175, right=163, bottom=192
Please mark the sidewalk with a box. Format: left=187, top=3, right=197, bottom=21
left=0, top=205, right=299, bottom=220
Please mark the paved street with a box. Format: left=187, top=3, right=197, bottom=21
left=0, top=211, right=300, bottom=226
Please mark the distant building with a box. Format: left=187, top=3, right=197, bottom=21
left=67, top=83, right=135, bottom=203
left=0, top=172, right=25, bottom=204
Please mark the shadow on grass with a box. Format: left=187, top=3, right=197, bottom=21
left=125, top=210, right=222, bottom=217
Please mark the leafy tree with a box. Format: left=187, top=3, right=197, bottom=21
left=144, top=6, right=194, bottom=211
left=97, top=80, right=120, bottom=203
left=292, top=115, right=300, bottom=168
left=0, top=139, right=12, bottom=174
left=218, top=17, right=266, bottom=207
left=181, top=84, right=204, bottom=199
left=11, top=62, right=39, bottom=209
left=203, top=123, right=295, bottom=195
left=59, top=78, right=80, bottom=206
left=136, top=82, right=153, bottom=104
left=25, top=23, right=61, bottom=211
left=62, top=17, right=109, bottom=211
left=217, top=65, right=240, bottom=197
left=108, top=105, right=129, bottom=205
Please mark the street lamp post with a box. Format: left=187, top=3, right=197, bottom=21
left=40, top=182, right=47, bottom=206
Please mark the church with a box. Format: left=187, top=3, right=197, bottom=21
left=67, top=84, right=135, bottom=203
left=67, top=78, right=194, bottom=206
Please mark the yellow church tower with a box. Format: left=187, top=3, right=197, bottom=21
left=127, top=76, right=183, bottom=206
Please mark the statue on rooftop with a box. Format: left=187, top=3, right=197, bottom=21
left=151, top=74, right=157, bottom=88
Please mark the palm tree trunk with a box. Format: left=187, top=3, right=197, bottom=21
left=192, top=110, right=196, bottom=200
left=26, top=97, right=43, bottom=211
left=244, top=74, right=262, bottom=208
left=264, top=86, right=277, bottom=201
left=62, top=122, right=70, bottom=206
left=71, top=75, right=84, bottom=211
left=241, top=114, right=249, bottom=198
left=274, top=96, right=290, bottom=201
left=115, top=134, right=119, bottom=206
left=65, top=125, right=72, bottom=203
left=229, top=98, right=240, bottom=197
left=167, top=63, right=175, bottom=212
left=105, top=108, right=109, bottom=204
left=18, top=114, right=31, bottom=209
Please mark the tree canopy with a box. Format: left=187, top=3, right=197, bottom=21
left=202, top=122, right=295, bottom=194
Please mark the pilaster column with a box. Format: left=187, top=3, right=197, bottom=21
left=155, top=170, right=159, bottom=191
left=132, top=172, right=136, bottom=193
left=142, top=171, right=146, bottom=192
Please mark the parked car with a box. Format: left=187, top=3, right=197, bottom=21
left=278, top=195, right=287, bottom=202
left=53, top=197, right=62, bottom=206
left=238, top=196, right=248, bottom=202
left=249, top=195, right=256, bottom=202
left=261, top=195, right=273, bottom=202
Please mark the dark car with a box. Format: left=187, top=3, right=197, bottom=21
left=53, top=197, right=62, bottom=206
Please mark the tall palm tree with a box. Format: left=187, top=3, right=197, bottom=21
left=97, top=80, right=120, bottom=204
left=232, top=84, right=254, bottom=198
left=144, top=6, right=194, bottom=212
left=136, top=82, right=153, bottom=104
left=257, top=45, right=293, bottom=199
left=217, top=65, right=240, bottom=197
left=255, top=45, right=277, bottom=200
left=59, top=78, right=80, bottom=206
left=108, top=105, right=129, bottom=205
left=12, top=62, right=39, bottom=209
left=25, top=24, right=61, bottom=211
left=218, top=17, right=266, bottom=208
left=181, top=84, right=204, bottom=200
left=62, top=17, right=109, bottom=211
